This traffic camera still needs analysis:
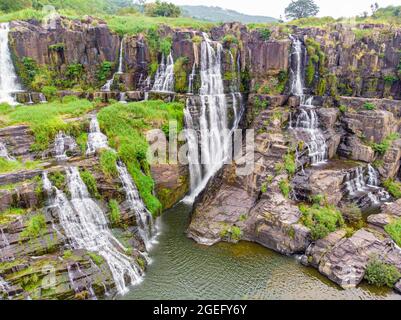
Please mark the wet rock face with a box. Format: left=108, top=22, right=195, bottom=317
left=10, top=16, right=120, bottom=85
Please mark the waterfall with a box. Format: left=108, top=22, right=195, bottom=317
left=86, top=115, right=109, bottom=155
left=344, top=166, right=390, bottom=205
left=119, top=92, right=127, bottom=104
left=67, top=263, right=97, bottom=299
left=116, top=162, right=155, bottom=250
left=54, top=131, right=77, bottom=161
left=184, top=33, right=242, bottom=202
left=43, top=169, right=143, bottom=295
left=152, top=53, right=175, bottom=93
left=0, top=276, right=10, bottom=299
left=289, top=35, right=327, bottom=166
left=187, top=62, right=196, bottom=94
left=101, top=38, right=124, bottom=92
left=0, top=23, right=22, bottom=105
left=27, top=93, right=33, bottom=105
left=0, top=140, right=14, bottom=161
left=39, top=93, right=47, bottom=103
left=289, top=35, right=304, bottom=97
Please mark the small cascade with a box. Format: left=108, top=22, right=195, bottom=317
left=344, top=165, right=390, bottom=206
left=43, top=169, right=143, bottom=295
left=0, top=227, right=9, bottom=249
left=116, top=162, right=155, bottom=250
left=101, top=38, right=125, bottom=92
left=187, top=62, right=196, bottom=94
left=0, top=140, right=14, bottom=161
left=0, top=277, right=10, bottom=299
left=39, top=93, right=47, bottom=103
left=67, top=263, right=97, bottom=300
left=119, top=92, right=127, bottom=104
left=289, top=35, right=327, bottom=166
left=152, top=52, right=175, bottom=93
left=27, top=93, right=34, bottom=105
left=86, top=115, right=109, bottom=155
left=184, top=33, right=243, bottom=202
left=54, top=131, right=77, bottom=161
left=0, top=23, right=22, bottom=105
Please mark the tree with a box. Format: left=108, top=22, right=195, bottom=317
left=133, top=0, right=147, bottom=13
left=285, top=0, right=319, bottom=20
left=145, top=1, right=181, bottom=18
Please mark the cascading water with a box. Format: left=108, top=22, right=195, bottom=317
left=54, top=131, right=77, bottom=161
left=116, top=162, right=155, bottom=250
left=86, top=115, right=109, bottom=155
left=0, top=276, right=10, bottom=299
left=0, top=140, right=14, bottom=161
left=101, top=38, right=125, bottom=92
left=119, top=92, right=127, bottom=104
left=289, top=35, right=327, bottom=166
left=43, top=169, right=143, bottom=295
left=187, top=62, right=196, bottom=94
left=152, top=53, right=175, bottom=93
left=0, top=23, right=22, bottom=105
left=344, top=165, right=390, bottom=205
left=183, top=33, right=243, bottom=202
left=39, top=93, right=47, bottom=103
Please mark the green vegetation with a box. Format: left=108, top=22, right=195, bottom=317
left=365, top=258, right=401, bottom=288
left=0, top=158, right=41, bottom=174
left=258, top=28, right=272, bottom=41
left=305, top=38, right=326, bottom=87
left=222, top=34, right=239, bottom=46
left=97, top=100, right=184, bottom=216
left=300, top=204, right=345, bottom=240
left=220, top=225, right=242, bottom=242
left=100, top=149, right=119, bottom=179
left=0, top=207, right=27, bottom=225
left=47, top=172, right=65, bottom=190
left=385, top=218, right=401, bottom=247
left=285, top=0, right=319, bottom=20
left=0, top=99, right=95, bottom=151
left=283, top=151, right=296, bottom=176
left=21, top=213, right=47, bottom=239
left=88, top=252, right=105, bottom=266
left=173, top=57, right=189, bottom=93
left=96, top=61, right=114, bottom=84
left=371, top=133, right=400, bottom=155
left=145, top=1, right=181, bottom=18
left=279, top=179, right=291, bottom=198
left=108, top=200, right=121, bottom=226
left=363, top=102, right=376, bottom=110
left=338, top=105, right=347, bottom=113
left=79, top=169, right=100, bottom=199
left=384, top=179, right=401, bottom=199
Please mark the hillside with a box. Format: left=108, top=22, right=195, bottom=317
left=181, top=5, right=277, bottom=23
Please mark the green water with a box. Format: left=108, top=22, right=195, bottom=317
left=121, top=203, right=401, bottom=300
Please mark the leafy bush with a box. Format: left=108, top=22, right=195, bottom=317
left=365, top=259, right=401, bottom=288
left=279, top=179, right=291, bottom=198
left=41, top=86, right=58, bottom=100
left=338, top=105, right=347, bottom=113
left=222, top=34, right=239, bottom=46
left=300, top=204, right=345, bottom=240
left=384, top=179, right=401, bottom=199
left=108, top=200, right=121, bottom=226
left=48, top=172, right=65, bottom=190
left=363, top=102, right=376, bottom=110
left=100, top=150, right=119, bottom=179
left=21, top=213, right=47, bottom=239
left=372, top=133, right=400, bottom=155
left=97, top=61, right=114, bottom=83
left=79, top=169, right=100, bottom=199
left=385, top=218, right=401, bottom=247
left=145, top=1, right=181, bottom=17
left=159, top=37, right=172, bottom=56
left=88, top=252, right=104, bottom=266
left=258, top=28, right=271, bottom=41
left=174, top=57, right=189, bottom=93
left=284, top=152, right=296, bottom=176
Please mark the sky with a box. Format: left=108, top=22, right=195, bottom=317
left=168, top=0, right=400, bottom=19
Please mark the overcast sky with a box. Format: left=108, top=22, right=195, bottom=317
left=169, top=0, right=400, bottom=19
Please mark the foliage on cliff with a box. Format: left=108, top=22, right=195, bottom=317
left=97, top=100, right=184, bottom=216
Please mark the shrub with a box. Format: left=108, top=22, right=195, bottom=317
left=230, top=226, right=242, bottom=241
left=174, top=57, right=189, bottom=93
left=300, top=204, right=345, bottom=240
left=79, top=169, right=100, bottom=199
left=385, top=218, right=401, bottom=247
left=88, top=252, right=105, bottom=266
left=258, top=28, right=271, bottom=41
left=384, top=179, right=401, bottom=198
left=279, top=179, right=291, bottom=198
left=159, top=37, right=172, bottom=56
left=48, top=172, right=65, bottom=190
left=222, top=34, right=239, bottom=46
left=365, top=259, right=401, bottom=288
left=21, top=213, right=47, bottom=239
left=41, top=86, right=57, bottom=100
left=97, top=61, right=113, bottom=83
left=108, top=200, right=121, bottom=226
left=372, top=133, right=400, bottom=155
left=338, top=105, right=347, bottom=113
left=100, top=149, right=118, bottom=179
left=145, top=1, right=181, bottom=17
left=284, top=152, right=296, bottom=176
left=363, top=102, right=376, bottom=110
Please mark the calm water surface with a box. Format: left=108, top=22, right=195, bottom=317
left=121, top=203, right=400, bottom=300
